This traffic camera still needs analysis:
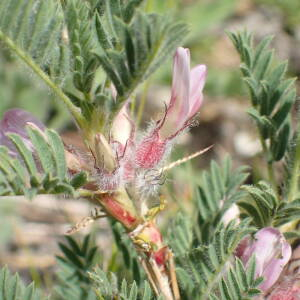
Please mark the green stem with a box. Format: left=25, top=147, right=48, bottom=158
left=0, top=30, right=85, bottom=128
left=131, top=94, right=136, bottom=115
left=259, top=136, right=278, bottom=195
left=136, top=81, right=150, bottom=128
left=84, top=92, right=91, bottom=102
left=287, top=133, right=300, bottom=202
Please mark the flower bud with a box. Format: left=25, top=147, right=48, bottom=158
left=94, top=133, right=117, bottom=173
left=96, top=188, right=139, bottom=230
left=135, top=47, right=206, bottom=169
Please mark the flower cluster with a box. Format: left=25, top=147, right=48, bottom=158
left=91, top=47, right=207, bottom=195
left=0, top=47, right=207, bottom=269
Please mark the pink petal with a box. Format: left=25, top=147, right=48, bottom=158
left=239, top=227, right=292, bottom=293
left=111, top=104, right=133, bottom=148
left=159, top=47, right=190, bottom=139
left=221, top=203, right=240, bottom=225
left=260, top=240, right=291, bottom=292
left=189, top=64, right=207, bottom=118
left=0, top=109, right=45, bottom=137
left=235, top=236, right=251, bottom=260
left=135, top=131, right=166, bottom=169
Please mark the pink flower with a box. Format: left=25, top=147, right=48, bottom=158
left=135, top=47, right=206, bottom=169
left=237, top=227, right=292, bottom=293
left=0, top=46, right=206, bottom=220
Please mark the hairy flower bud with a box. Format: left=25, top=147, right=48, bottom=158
left=135, top=47, right=206, bottom=169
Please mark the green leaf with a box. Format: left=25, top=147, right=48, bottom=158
left=0, top=0, right=85, bottom=126
left=55, top=234, right=100, bottom=300
left=95, top=11, right=188, bottom=108
left=252, top=36, right=273, bottom=69
left=0, top=127, right=87, bottom=198
left=168, top=213, right=193, bottom=256
left=230, top=30, right=296, bottom=162
left=272, top=89, right=296, bottom=128
left=111, top=222, right=143, bottom=284
left=238, top=181, right=300, bottom=227
left=177, top=220, right=254, bottom=299
left=27, top=126, right=55, bottom=174
left=123, top=0, right=144, bottom=23
left=0, top=266, right=45, bottom=300
left=65, top=0, right=99, bottom=93
left=89, top=267, right=152, bottom=300
left=193, top=157, right=248, bottom=244
left=8, top=134, right=38, bottom=177
left=271, top=121, right=290, bottom=161
left=211, top=257, right=262, bottom=299
left=47, top=129, right=67, bottom=180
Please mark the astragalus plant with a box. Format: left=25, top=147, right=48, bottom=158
left=0, top=1, right=300, bottom=300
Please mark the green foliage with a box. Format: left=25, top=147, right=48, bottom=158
left=229, top=31, right=297, bottom=161
left=239, top=181, right=300, bottom=228
left=55, top=235, right=100, bottom=300
left=193, top=157, right=249, bottom=244
left=89, top=268, right=157, bottom=300
left=64, top=0, right=99, bottom=94
left=168, top=213, right=193, bottom=257
left=54, top=233, right=157, bottom=300
left=175, top=220, right=256, bottom=299
left=111, top=222, right=143, bottom=284
left=0, top=266, right=45, bottom=300
left=0, top=126, right=87, bottom=198
left=210, top=257, right=262, bottom=300
left=239, top=181, right=277, bottom=228
left=0, top=0, right=69, bottom=84
left=0, top=0, right=188, bottom=129
left=94, top=3, right=188, bottom=108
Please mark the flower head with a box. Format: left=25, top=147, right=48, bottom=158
left=0, top=46, right=206, bottom=234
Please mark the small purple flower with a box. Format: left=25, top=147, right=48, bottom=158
left=237, top=227, right=292, bottom=293
left=0, top=109, right=45, bottom=155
